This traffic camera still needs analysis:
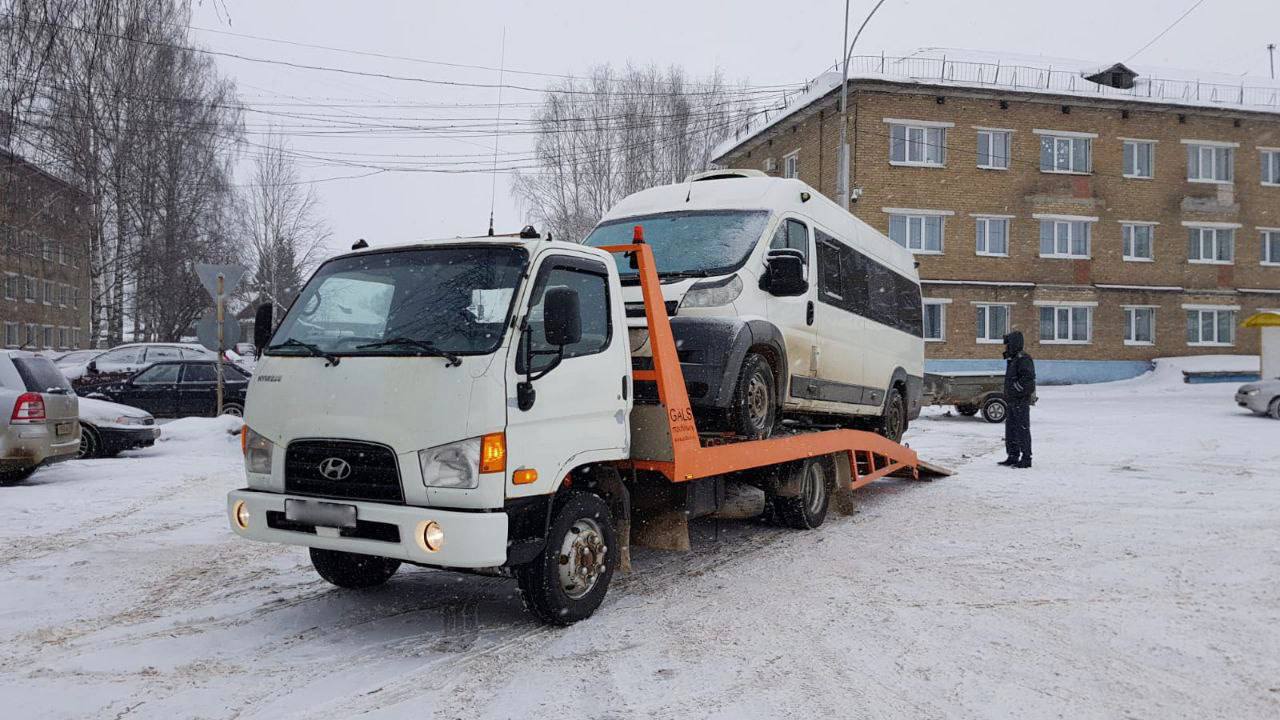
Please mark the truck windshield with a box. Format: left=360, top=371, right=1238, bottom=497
left=267, top=246, right=527, bottom=357
left=583, top=210, right=769, bottom=280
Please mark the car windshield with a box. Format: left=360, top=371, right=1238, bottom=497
left=583, top=210, right=770, bottom=280
left=267, top=245, right=528, bottom=356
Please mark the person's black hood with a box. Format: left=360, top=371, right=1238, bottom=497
left=1003, top=330, right=1024, bottom=357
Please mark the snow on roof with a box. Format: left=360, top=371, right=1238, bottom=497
left=714, top=47, right=1280, bottom=161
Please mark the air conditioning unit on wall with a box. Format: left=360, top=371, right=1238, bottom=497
left=763, top=157, right=777, bottom=173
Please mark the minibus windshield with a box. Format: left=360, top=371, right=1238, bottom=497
left=266, top=245, right=527, bottom=357
left=584, top=210, right=769, bottom=280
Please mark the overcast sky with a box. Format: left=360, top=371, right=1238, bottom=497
left=189, top=0, right=1280, bottom=257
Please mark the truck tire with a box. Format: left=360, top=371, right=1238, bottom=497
left=874, top=387, right=907, bottom=442
left=516, top=491, right=617, bottom=625
left=773, top=457, right=832, bottom=530
left=726, top=352, right=777, bottom=440
left=981, top=397, right=1008, bottom=423
left=309, top=548, right=401, bottom=589
left=0, top=466, right=37, bottom=486
left=956, top=405, right=979, bottom=416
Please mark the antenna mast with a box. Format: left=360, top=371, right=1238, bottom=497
left=487, top=27, right=507, bottom=237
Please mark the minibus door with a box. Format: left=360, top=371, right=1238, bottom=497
left=764, top=218, right=817, bottom=407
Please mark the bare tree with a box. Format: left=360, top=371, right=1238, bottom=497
left=512, top=64, right=751, bottom=242
left=240, top=130, right=330, bottom=312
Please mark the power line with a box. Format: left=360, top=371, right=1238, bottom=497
left=1125, top=0, right=1210, bottom=63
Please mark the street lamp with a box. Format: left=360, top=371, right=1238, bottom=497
left=837, top=0, right=889, bottom=211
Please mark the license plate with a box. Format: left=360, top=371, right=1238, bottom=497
left=285, top=498, right=358, bottom=529
left=55, top=421, right=74, bottom=438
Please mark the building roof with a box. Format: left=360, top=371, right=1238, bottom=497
left=714, top=47, right=1280, bottom=162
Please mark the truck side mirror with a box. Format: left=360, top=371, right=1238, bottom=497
left=253, top=303, right=275, bottom=354
left=762, top=250, right=808, bottom=297
left=543, top=287, right=581, bottom=347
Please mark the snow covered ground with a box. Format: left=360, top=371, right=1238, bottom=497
left=1, top=362, right=1278, bottom=719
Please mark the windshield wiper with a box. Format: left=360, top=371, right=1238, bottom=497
left=355, top=337, right=462, bottom=367
left=265, top=338, right=341, bottom=367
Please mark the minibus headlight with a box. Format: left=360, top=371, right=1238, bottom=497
left=419, top=437, right=481, bottom=489
left=242, top=427, right=274, bottom=475
left=680, top=274, right=743, bottom=309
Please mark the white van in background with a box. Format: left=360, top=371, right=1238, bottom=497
left=583, top=170, right=924, bottom=441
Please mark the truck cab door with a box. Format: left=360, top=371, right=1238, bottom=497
left=504, top=253, right=630, bottom=498
left=763, top=217, right=816, bottom=407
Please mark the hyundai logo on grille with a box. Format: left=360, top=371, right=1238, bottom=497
left=318, top=457, right=353, bottom=481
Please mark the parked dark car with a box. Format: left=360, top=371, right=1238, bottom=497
left=77, top=360, right=250, bottom=418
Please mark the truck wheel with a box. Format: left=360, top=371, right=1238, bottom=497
left=773, top=457, right=832, bottom=530
left=309, top=548, right=401, bottom=589
left=516, top=491, right=617, bottom=625
left=956, top=405, right=979, bottom=416
left=0, top=466, right=37, bottom=486
left=727, top=352, right=777, bottom=440
left=981, top=397, right=1008, bottom=423
left=875, top=387, right=907, bottom=442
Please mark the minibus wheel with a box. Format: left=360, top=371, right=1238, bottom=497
left=727, top=353, right=777, bottom=440
left=517, top=491, right=617, bottom=625
left=309, top=548, right=401, bottom=588
left=875, top=387, right=907, bottom=442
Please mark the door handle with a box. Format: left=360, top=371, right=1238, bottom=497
left=806, top=301, right=815, bottom=326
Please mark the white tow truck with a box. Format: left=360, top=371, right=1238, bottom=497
left=228, top=225, right=946, bottom=624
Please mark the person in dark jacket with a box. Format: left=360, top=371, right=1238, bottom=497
left=1000, top=330, right=1036, bottom=468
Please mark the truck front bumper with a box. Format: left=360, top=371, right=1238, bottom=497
left=227, top=489, right=509, bottom=568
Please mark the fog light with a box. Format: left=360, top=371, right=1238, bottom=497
left=233, top=500, right=250, bottom=530
left=418, top=520, right=444, bottom=553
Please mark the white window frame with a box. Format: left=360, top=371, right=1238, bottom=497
left=1121, top=138, right=1155, bottom=179
left=42, top=279, right=53, bottom=305
left=922, top=298, right=949, bottom=342
left=3, top=322, right=18, bottom=348
left=1035, top=301, right=1095, bottom=345
left=1034, top=129, right=1095, bottom=174
left=885, top=119, right=951, bottom=167
left=1184, top=222, right=1238, bottom=265
left=2, top=272, right=16, bottom=301
left=975, top=128, right=1011, bottom=170
left=782, top=150, right=799, bottom=179
left=1261, top=148, right=1280, bottom=186
left=1120, top=221, right=1157, bottom=262
left=884, top=208, right=951, bottom=254
left=24, top=275, right=36, bottom=303
left=973, top=215, right=1011, bottom=257
left=1184, top=304, right=1238, bottom=346
left=1034, top=214, right=1095, bottom=259
left=1182, top=139, right=1237, bottom=183
left=1122, top=305, right=1157, bottom=346
left=974, top=302, right=1013, bottom=344
left=1262, top=228, right=1280, bottom=266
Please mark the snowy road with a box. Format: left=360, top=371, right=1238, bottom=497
left=1, top=363, right=1278, bottom=719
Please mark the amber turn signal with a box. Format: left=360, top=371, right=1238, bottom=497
left=513, top=468, right=538, bottom=485
left=479, top=432, right=506, bottom=473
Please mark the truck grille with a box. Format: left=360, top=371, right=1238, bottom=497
left=284, top=439, right=404, bottom=504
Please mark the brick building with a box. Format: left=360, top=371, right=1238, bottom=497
left=0, top=148, right=92, bottom=352
left=714, top=51, right=1280, bottom=381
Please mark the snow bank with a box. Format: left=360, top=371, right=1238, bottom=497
left=155, top=415, right=243, bottom=446
left=1153, top=354, right=1260, bottom=374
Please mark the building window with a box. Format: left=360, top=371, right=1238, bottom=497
left=1039, top=305, right=1093, bottom=344
left=976, top=129, right=1010, bottom=169
left=57, top=244, right=66, bottom=265
left=25, top=323, right=38, bottom=347
left=1124, top=307, right=1156, bottom=345
left=1038, top=133, right=1092, bottom=173
left=1038, top=219, right=1092, bottom=258
left=1187, top=226, right=1235, bottom=264
left=3, top=273, right=16, bottom=301
left=42, top=325, right=54, bottom=349
left=1186, top=307, right=1235, bottom=346
left=1262, top=149, right=1280, bottom=185
left=1122, top=223, right=1155, bottom=261
left=974, top=216, right=1009, bottom=256
left=888, top=123, right=946, bottom=166
left=783, top=151, right=799, bottom=179
left=42, top=280, right=53, bottom=305
left=922, top=300, right=947, bottom=341
left=1186, top=143, right=1234, bottom=183
left=1263, top=230, right=1280, bottom=265
left=3, top=323, right=18, bottom=348
left=1123, top=140, right=1154, bottom=178
left=25, top=276, right=37, bottom=302
left=975, top=304, right=1010, bottom=343
left=41, top=238, right=53, bottom=261
left=888, top=213, right=944, bottom=253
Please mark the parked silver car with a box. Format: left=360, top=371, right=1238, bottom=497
left=0, top=350, right=80, bottom=484
left=62, top=342, right=216, bottom=382
left=1235, top=378, right=1280, bottom=419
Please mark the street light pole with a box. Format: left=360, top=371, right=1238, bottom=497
left=1269, top=43, right=1276, bottom=80
left=838, top=0, right=889, bottom=211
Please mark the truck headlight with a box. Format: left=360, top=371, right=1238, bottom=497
left=242, top=426, right=273, bottom=475
left=419, top=438, right=481, bottom=489
left=680, top=274, right=742, bottom=309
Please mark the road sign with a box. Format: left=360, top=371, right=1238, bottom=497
left=195, top=264, right=246, bottom=299
left=196, top=310, right=240, bottom=352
